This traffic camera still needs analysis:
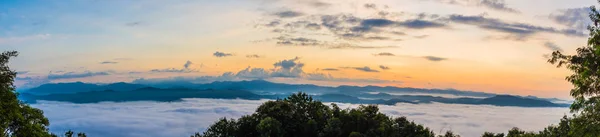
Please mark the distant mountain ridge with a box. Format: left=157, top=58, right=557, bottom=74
left=25, top=80, right=493, bottom=96
left=19, top=80, right=570, bottom=107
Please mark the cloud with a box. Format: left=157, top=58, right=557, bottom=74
left=246, top=54, right=262, bottom=58
left=374, top=52, right=395, bottom=56
left=100, top=61, right=118, bottom=64
left=543, top=42, right=563, bottom=52
left=354, top=19, right=446, bottom=33
left=379, top=65, right=390, bottom=70
left=265, top=20, right=281, bottom=27
left=423, top=56, right=447, bottom=61
left=125, top=21, right=142, bottom=27
left=305, top=23, right=321, bottom=30
left=327, top=44, right=397, bottom=49
left=549, top=7, right=592, bottom=31
left=343, top=66, right=380, bottom=72
left=150, top=68, right=197, bottom=73
left=272, top=11, right=304, bottom=18
left=479, top=0, right=520, bottom=13
left=32, top=99, right=568, bottom=137
left=364, top=3, right=377, bottom=9
left=17, top=71, right=29, bottom=74
left=133, top=57, right=394, bottom=84
left=445, top=14, right=586, bottom=39
left=275, top=36, right=397, bottom=49
left=414, top=35, right=430, bottom=39
left=184, top=61, right=193, bottom=69
left=150, top=61, right=198, bottom=73
left=47, top=71, right=111, bottom=80
left=398, top=20, right=446, bottom=29
left=320, top=68, right=339, bottom=71
left=213, top=51, right=234, bottom=57
left=261, top=13, right=445, bottom=47
left=275, top=36, right=321, bottom=46
left=235, top=67, right=271, bottom=79
left=15, top=76, right=34, bottom=81
left=429, top=0, right=519, bottom=13
left=271, top=57, right=304, bottom=77
left=134, top=73, right=238, bottom=85
left=305, top=73, right=391, bottom=83
left=305, top=0, right=330, bottom=8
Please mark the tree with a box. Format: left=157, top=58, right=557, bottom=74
left=0, top=50, right=86, bottom=137
left=482, top=132, right=504, bottom=137
left=548, top=3, right=600, bottom=136
left=0, top=51, right=53, bottom=137
left=195, top=92, right=441, bottom=137
left=257, top=117, right=283, bottom=137
left=439, top=131, right=460, bottom=137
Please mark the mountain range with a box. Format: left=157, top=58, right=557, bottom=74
left=19, top=80, right=570, bottom=107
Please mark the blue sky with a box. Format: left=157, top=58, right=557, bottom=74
left=1, top=0, right=596, bottom=98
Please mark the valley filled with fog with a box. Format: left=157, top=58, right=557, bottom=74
left=33, top=98, right=569, bottom=137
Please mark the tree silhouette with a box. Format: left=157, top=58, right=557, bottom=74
left=0, top=51, right=86, bottom=137
left=194, top=92, right=442, bottom=137
left=548, top=3, right=600, bottom=136
left=0, top=51, right=52, bottom=137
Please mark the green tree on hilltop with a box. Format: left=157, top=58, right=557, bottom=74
left=548, top=3, right=600, bottom=137
left=193, top=92, right=454, bottom=137
left=482, top=2, right=600, bottom=137
left=0, top=51, right=53, bottom=137
left=0, top=51, right=86, bottom=137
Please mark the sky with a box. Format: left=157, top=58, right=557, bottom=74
left=1, top=0, right=597, bottom=99
left=33, top=99, right=569, bottom=137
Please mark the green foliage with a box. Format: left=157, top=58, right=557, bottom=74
left=257, top=117, right=283, bottom=137
left=438, top=131, right=460, bottom=137
left=546, top=2, right=600, bottom=136
left=0, top=51, right=86, bottom=137
left=0, top=51, right=52, bottom=137
left=63, top=130, right=87, bottom=137
left=195, top=92, right=437, bottom=137
left=482, top=132, right=504, bottom=137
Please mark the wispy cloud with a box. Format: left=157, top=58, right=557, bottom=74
left=379, top=65, right=390, bottom=70
left=327, top=44, right=397, bottom=49
left=549, top=7, right=591, bottom=31
left=342, top=66, right=380, bottom=72
left=272, top=11, right=304, bottom=18
left=134, top=57, right=394, bottom=84
left=444, top=14, right=586, bottom=39
left=364, top=3, right=377, bottom=9
left=213, top=51, right=234, bottom=57
left=47, top=71, right=111, bottom=80
left=429, top=0, right=520, bottom=13
left=150, top=61, right=198, bottom=73
left=100, top=61, right=118, bottom=64
left=479, top=0, right=520, bottom=13
left=246, top=54, right=262, bottom=58
left=423, top=56, right=447, bottom=61
left=543, top=42, right=563, bottom=52
left=17, top=71, right=30, bottom=74
left=125, top=21, right=142, bottom=27
left=320, top=68, right=339, bottom=71
left=184, top=61, right=193, bottom=69
left=373, top=52, right=395, bottom=56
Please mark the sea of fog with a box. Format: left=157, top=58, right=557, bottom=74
left=32, top=98, right=569, bottom=137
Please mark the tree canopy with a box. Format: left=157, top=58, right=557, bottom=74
left=0, top=51, right=53, bottom=137
left=193, top=92, right=456, bottom=137
left=0, top=51, right=86, bottom=137
left=547, top=4, right=600, bottom=137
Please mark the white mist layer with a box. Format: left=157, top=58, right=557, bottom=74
left=32, top=98, right=568, bottom=137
